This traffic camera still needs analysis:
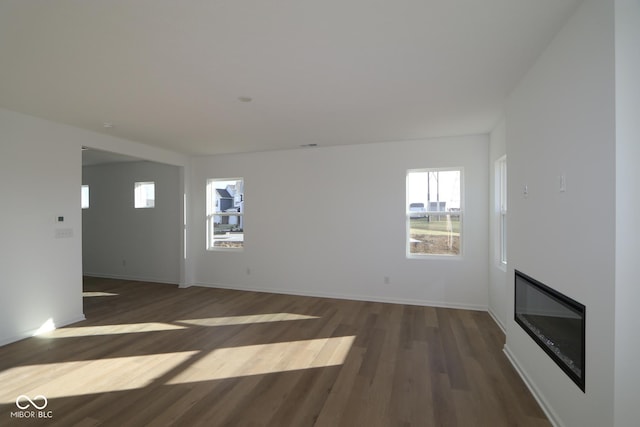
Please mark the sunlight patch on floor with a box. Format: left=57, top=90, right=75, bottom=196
left=37, top=322, right=187, bottom=338
left=167, top=335, right=355, bottom=384
left=0, top=336, right=355, bottom=404
left=0, top=351, right=199, bottom=404
left=176, top=313, right=319, bottom=327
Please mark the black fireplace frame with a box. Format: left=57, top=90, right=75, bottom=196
left=514, top=270, right=586, bottom=392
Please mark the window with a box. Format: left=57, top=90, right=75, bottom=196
left=81, top=185, right=89, bottom=209
left=206, top=178, right=244, bottom=250
left=407, top=169, right=462, bottom=256
left=496, top=156, right=507, bottom=266
left=134, top=181, right=155, bottom=208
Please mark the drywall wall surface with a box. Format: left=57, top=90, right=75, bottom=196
left=0, top=108, right=84, bottom=345
left=505, top=1, right=615, bottom=426
left=83, top=161, right=181, bottom=284
left=488, top=117, right=507, bottom=329
left=189, top=135, right=489, bottom=309
left=614, top=0, right=640, bottom=425
left=82, top=130, right=188, bottom=167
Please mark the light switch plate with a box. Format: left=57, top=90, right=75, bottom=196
left=54, top=228, right=73, bottom=239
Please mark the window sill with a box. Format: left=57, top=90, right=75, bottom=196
left=406, top=253, right=463, bottom=260
left=206, top=247, right=244, bottom=252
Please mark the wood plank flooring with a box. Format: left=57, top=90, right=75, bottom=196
left=0, top=277, right=550, bottom=426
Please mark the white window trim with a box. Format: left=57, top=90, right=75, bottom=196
left=406, top=167, right=464, bottom=259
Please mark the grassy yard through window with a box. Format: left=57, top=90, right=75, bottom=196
left=409, top=216, right=460, bottom=255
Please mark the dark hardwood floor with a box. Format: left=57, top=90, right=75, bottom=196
left=0, top=277, right=550, bottom=426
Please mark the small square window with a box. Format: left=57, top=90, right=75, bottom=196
left=134, top=182, right=155, bottom=208
left=81, top=185, right=89, bottom=209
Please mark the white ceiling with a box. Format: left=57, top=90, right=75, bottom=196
left=0, top=0, right=581, bottom=156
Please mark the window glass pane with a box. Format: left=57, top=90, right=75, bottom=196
left=206, top=178, right=244, bottom=250
left=134, top=182, right=155, bottom=208
left=496, top=156, right=507, bottom=265
left=81, top=185, right=89, bottom=209
left=500, top=212, right=507, bottom=264
left=407, top=169, right=462, bottom=256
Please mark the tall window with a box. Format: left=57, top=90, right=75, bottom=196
left=496, top=156, right=507, bottom=267
left=206, top=178, right=244, bottom=250
left=81, top=185, right=89, bottom=209
left=134, top=182, right=155, bottom=208
left=407, top=169, right=462, bottom=257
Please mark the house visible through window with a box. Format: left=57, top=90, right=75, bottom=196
left=81, top=185, right=89, bottom=209
left=206, top=178, right=244, bottom=250
left=134, top=181, right=155, bottom=208
left=407, top=169, right=462, bottom=256
left=496, top=156, right=507, bottom=267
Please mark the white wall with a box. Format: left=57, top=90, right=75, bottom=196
left=614, top=0, right=640, bottom=425
left=504, top=1, right=615, bottom=426
left=82, top=133, right=188, bottom=168
left=488, top=117, right=507, bottom=329
left=83, top=161, right=182, bottom=284
left=0, top=109, right=85, bottom=345
left=0, top=107, right=190, bottom=346
left=189, top=135, right=489, bottom=309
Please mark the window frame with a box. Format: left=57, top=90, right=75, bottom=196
left=206, top=177, right=244, bottom=251
left=406, top=167, right=464, bottom=259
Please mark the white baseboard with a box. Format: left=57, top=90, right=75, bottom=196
left=488, top=308, right=506, bottom=333
left=503, top=344, right=564, bottom=427
left=84, top=272, right=179, bottom=285
left=0, top=313, right=86, bottom=348
left=188, top=281, right=488, bottom=312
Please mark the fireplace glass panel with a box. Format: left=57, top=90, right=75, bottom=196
left=514, top=270, right=585, bottom=391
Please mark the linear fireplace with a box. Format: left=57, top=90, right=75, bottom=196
left=514, top=270, right=585, bottom=391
